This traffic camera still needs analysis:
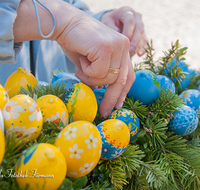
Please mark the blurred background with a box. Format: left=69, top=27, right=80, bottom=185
left=84, top=0, right=200, bottom=70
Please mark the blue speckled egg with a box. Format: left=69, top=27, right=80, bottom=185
left=157, top=75, right=175, bottom=93
left=52, top=77, right=79, bottom=91
left=168, top=105, right=199, bottom=136
left=38, top=81, right=50, bottom=86
left=109, top=109, right=140, bottom=140
left=127, top=70, right=160, bottom=105
left=97, top=119, right=130, bottom=160
left=165, top=59, right=190, bottom=90
left=179, top=89, right=200, bottom=112
left=51, top=72, right=80, bottom=84
left=93, top=88, right=106, bottom=113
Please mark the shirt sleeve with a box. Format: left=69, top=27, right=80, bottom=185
left=0, top=0, right=23, bottom=64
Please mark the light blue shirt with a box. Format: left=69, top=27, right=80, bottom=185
left=0, top=0, right=107, bottom=86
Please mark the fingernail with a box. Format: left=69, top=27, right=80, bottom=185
left=103, top=111, right=111, bottom=119
left=139, top=50, right=144, bottom=55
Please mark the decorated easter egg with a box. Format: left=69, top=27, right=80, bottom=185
left=179, top=89, right=200, bottom=112
left=3, top=94, right=43, bottom=140
left=109, top=109, right=140, bottom=140
left=37, top=95, right=69, bottom=125
left=65, top=82, right=97, bottom=122
left=0, top=109, right=4, bottom=132
left=165, top=59, right=190, bottom=90
left=15, top=143, right=67, bottom=190
left=0, top=84, right=9, bottom=110
left=55, top=121, right=102, bottom=178
left=97, top=119, right=130, bottom=160
left=51, top=72, right=80, bottom=84
left=0, top=129, right=5, bottom=164
left=128, top=70, right=160, bottom=105
left=38, top=81, right=50, bottom=86
left=168, top=105, right=199, bottom=136
left=5, top=67, right=39, bottom=98
left=52, top=77, right=79, bottom=91
left=157, top=75, right=176, bottom=93
left=93, top=88, right=106, bottom=113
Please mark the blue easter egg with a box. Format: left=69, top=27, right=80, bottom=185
left=51, top=72, right=80, bottom=84
left=165, top=59, right=190, bottom=90
left=38, top=81, right=50, bottom=86
left=168, top=105, right=199, bottom=136
left=109, top=108, right=140, bottom=140
left=127, top=70, right=160, bottom=105
left=157, top=75, right=175, bottom=93
left=93, top=88, right=106, bottom=113
left=179, top=89, right=200, bottom=112
left=52, top=77, right=79, bottom=91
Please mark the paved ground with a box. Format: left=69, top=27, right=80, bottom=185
left=84, top=0, right=200, bottom=70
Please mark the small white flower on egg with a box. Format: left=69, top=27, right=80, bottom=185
left=85, top=134, right=98, bottom=149
left=3, top=91, right=9, bottom=101
left=64, top=127, right=77, bottom=140
left=9, top=126, right=37, bottom=138
left=29, top=102, right=42, bottom=122
left=79, top=162, right=94, bottom=174
left=69, top=144, right=84, bottom=159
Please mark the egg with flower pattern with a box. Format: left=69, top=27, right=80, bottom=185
left=2, top=94, right=43, bottom=140
left=179, top=89, right=200, bottom=112
left=55, top=121, right=102, bottom=178
left=15, top=143, right=67, bottom=190
left=65, top=82, right=97, bottom=122
left=0, top=84, right=9, bottom=110
left=0, top=129, right=5, bottom=164
left=97, top=119, right=130, bottom=160
left=109, top=109, right=140, bottom=140
left=157, top=75, right=176, bottom=93
left=37, top=95, right=69, bottom=125
left=168, top=105, right=199, bottom=136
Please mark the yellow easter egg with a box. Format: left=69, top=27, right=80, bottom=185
left=5, top=67, right=39, bottom=98
left=2, top=94, right=43, bottom=140
left=0, top=129, right=5, bottom=164
left=55, top=121, right=102, bottom=178
left=65, top=82, right=97, bottom=122
left=37, top=95, right=69, bottom=125
left=96, top=119, right=130, bottom=159
left=0, top=84, right=9, bottom=110
left=15, top=143, right=67, bottom=190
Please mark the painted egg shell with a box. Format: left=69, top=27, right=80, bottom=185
left=97, top=84, right=108, bottom=89
left=189, top=69, right=200, bottom=78
left=127, top=70, right=160, bottom=105
left=97, top=119, right=130, bottom=160
left=51, top=72, right=80, bottom=84
left=3, top=94, right=43, bottom=140
left=165, top=59, right=190, bottom=90
left=168, top=105, right=199, bottom=136
left=65, top=82, right=97, bottom=122
left=38, top=81, right=50, bottom=86
left=0, top=129, right=5, bottom=164
left=5, top=67, right=39, bottom=98
left=109, top=109, right=140, bottom=140
left=55, top=121, right=102, bottom=178
left=93, top=88, right=106, bottom=113
left=179, top=89, right=200, bottom=112
left=157, top=75, right=175, bottom=93
left=0, top=109, right=4, bottom=132
left=15, top=143, right=67, bottom=190
left=37, top=95, right=69, bottom=126
left=52, top=77, right=79, bottom=92
left=0, top=84, right=9, bottom=110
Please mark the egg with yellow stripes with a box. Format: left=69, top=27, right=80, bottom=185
left=97, top=119, right=130, bottom=159
left=65, top=82, right=97, bottom=123
left=15, top=143, right=67, bottom=190
left=55, top=121, right=102, bottom=178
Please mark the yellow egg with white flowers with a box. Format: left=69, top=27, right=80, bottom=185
left=0, top=129, right=5, bottom=164
left=55, top=121, right=102, bottom=178
left=65, top=82, right=97, bottom=122
left=37, top=95, right=69, bottom=125
left=2, top=94, right=43, bottom=140
left=15, top=143, right=67, bottom=190
left=0, top=84, right=9, bottom=110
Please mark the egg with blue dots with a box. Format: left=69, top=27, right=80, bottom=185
left=109, top=109, right=140, bottom=140
left=15, top=143, right=67, bottom=190
left=51, top=72, right=80, bottom=84
left=165, top=59, right=190, bottom=90
left=2, top=94, right=43, bottom=141
left=168, top=105, right=199, bottom=136
left=97, top=119, right=130, bottom=160
left=128, top=70, right=160, bottom=105
left=179, top=89, right=200, bottom=112
left=157, top=75, right=175, bottom=93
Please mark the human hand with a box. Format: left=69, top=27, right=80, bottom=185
left=101, top=6, right=148, bottom=57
